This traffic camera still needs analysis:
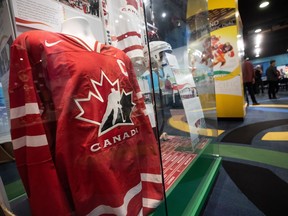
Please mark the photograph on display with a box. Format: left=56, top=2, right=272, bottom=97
left=208, top=8, right=238, bottom=76
left=58, top=0, right=100, bottom=17
left=11, top=0, right=64, bottom=32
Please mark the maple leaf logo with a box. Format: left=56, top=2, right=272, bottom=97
left=74, top=70, right=135, bottom=136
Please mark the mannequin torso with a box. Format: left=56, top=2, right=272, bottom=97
left=61, top=16, right=97, bottom=50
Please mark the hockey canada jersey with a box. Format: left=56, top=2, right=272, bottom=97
left=9, top=30, right=163, bottom=216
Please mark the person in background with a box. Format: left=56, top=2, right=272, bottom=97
left=266, top=60, right=279, bottom=99
left=275, top=69, right=281, bottom=94
left=254, top=65, right=264, bottom=94
left=279, top=68, right=286, bottom=78
left=242, top=58, right=260, bottom=105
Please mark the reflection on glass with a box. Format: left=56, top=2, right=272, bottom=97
left=144, top=0, right=220, bottom=215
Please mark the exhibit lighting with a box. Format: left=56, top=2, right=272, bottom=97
left=255, top=41, right=261, bottom=48
left=259, top=1, right=269, bottom=8
left=254, top=33, right=262, bottom=56
left=255, top=28, right=262, bottom=33
left=255, top=34, right=262, bottom=45
left=237, top=40, right=244, bottom=53
left=255, top=47, right=261, bottom=55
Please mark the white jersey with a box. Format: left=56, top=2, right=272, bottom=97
left=101, top=0, right=146, bottom=59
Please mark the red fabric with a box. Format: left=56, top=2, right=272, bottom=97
left=9, top=30, right=163, bottom=216
left=242, top=60, right=255, bottom=83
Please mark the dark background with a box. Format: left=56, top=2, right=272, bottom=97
left=238, top=0, right=288, bottom=60
left=145, top=0, right=288, bottom=60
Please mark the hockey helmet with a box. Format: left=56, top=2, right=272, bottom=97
left=144, top=41, right=172, bottom=68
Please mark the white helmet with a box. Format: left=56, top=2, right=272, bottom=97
left=144, top=41, right=172, bottom=68
left=149, top=41, right=172, bottom=61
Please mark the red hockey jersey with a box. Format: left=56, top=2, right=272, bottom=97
left=9, top=30, right=163, bottom=216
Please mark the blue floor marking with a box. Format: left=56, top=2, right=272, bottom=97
left=250, top=107, right=288, bottom=113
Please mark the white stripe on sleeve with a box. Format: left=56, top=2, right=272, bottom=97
left=141, top=173, right=162, bottom=184
left=12, top=135, right=48, bottom=150
left=142, top=198, right=162, bottom=209
left=10, top=103, right=40, bottom=119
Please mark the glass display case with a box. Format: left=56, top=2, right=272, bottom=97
left=0, top=0, right=220, bottom=215
left=143, top=0, right=220, bottom=215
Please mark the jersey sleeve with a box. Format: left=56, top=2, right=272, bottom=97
left=9, top=34, right=72, bottom=216
left=124, top=55, right=164, bottom=214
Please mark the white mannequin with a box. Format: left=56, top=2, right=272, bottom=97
left=61, top=16, right=97, bottom=50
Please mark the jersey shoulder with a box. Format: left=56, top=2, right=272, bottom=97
left=13, top=30, right=61, bottom=45
left=100, top=44, right=132, bottom=63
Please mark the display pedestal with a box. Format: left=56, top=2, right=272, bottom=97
left=152, top=143, right=221, bottom=216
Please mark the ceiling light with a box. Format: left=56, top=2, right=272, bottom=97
left=255, top=48, right=261, bottom=54
left=161, top=12, right=167, bottom=18
left=255, top=34, right=263, bottom=43
left=255, top=29, right=262, bottom=33
left=259, top=1, right=269, bottom=8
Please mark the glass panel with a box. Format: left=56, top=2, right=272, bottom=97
left=144, top=0, right=219, bottom=215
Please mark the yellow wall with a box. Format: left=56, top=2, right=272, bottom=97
left=209, top=0, right=246, bottom=118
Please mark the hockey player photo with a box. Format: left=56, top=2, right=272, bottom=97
left=58, top=0, right=100, bottom=17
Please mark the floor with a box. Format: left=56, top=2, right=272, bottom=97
left=201, top=89, right=288, bottom=216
